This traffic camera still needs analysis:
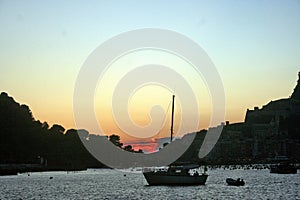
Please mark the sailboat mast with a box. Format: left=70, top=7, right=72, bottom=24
left=170, top=95, right=175, bottom=142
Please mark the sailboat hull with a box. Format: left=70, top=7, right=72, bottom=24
left=143, top=172, right=208, bottom=186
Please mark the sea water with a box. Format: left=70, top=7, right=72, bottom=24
left=0, top=168, right=299, bottom=199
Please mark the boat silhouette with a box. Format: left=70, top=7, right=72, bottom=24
left=142, top=95, right=208, bottom=186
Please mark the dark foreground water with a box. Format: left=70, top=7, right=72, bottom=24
left=0, top=168, right=299, bottom=199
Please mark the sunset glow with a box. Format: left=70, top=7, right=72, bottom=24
left=1, top=1, right=299, bottom=151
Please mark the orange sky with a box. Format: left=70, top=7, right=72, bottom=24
left=1, top=1, right=299, bottom=146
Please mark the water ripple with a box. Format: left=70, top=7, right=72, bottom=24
left=0, top=169, right=299, bottom=199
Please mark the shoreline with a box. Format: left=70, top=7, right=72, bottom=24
left=1, top=163, right=299, bottom=176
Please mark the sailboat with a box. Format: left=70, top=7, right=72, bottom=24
left=142, top=95, right=208, bottom=186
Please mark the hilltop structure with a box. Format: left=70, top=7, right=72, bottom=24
left=204, top=72, right=300, bottom=163
left=174, top=72, right=300, bottom=165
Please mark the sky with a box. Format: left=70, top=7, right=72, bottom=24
left=1, top=0, right=300, bottom=147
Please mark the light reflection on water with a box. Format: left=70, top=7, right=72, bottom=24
left=0, top=168, right=299, bottom=199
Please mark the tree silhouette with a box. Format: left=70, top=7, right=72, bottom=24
left=50, top=124, right=65, bottom=134
left=109, top=134, right=123, bottom=148
left=0, top=92, right=105, bottom=170
left=124, top=145, right=134, bottom=152
left=137, top=149, right=143, bottom=153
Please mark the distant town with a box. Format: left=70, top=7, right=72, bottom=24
left=173, top=72, right=300, bottom=165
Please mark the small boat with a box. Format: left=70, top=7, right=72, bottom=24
left=143, top=164, right=208, bottom=186
left=226, top=178, right=245, bottom=186
left=270, top=163, right=297, bottom=174
left=270, top=156, right=297, bottom=174
left=142, top=95, right=208, bottom=186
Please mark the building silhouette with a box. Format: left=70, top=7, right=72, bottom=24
left=175, top=72, right=300, bottom=164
